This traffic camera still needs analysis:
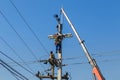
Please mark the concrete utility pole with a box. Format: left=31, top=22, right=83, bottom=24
left=48, top=14, right=72, bottom=80
left=55, top=14, right=62, bottom=80
left=36, top=11, right=72, bottom=80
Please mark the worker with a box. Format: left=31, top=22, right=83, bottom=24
left=49, top=51, right=60, bottom=67
left=53, top=33, right=62, bottom=53
left=49, top=51, right=55, bottom=65
left=49, top=51, right=55, bottom=59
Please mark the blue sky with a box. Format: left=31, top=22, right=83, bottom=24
left=0, top=0, right=120, bottom=80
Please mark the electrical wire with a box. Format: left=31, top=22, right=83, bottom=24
left=68, top=62, right=88, bottom=66
left=4, top=60, right=38, bottom=67
left=5, top=53, right=120, bottom=66
left=0, top=10, right=38, bottom=61
left=0, top=36, right=35, bottom=73
left=1, top=63, right=25, bottom=80
left=92, top=50, right=120, bottom=57
left=63, top=56, right=84, bottom=60
left=8, top=0, right=49, bottom=55
left=0, top=51, right=35, bottom=75
left=63, top=50, right=120, bottom=61
left=0, top=8, right=49, bottom=74
left=0, top=62, right=20, bottom=80
left=66, top=58, right=120, bottom=66
left=3, top=57, right=120, bottom=68
left=12, top=73, right=21, bottom=80
left=1, top=63, right=23, bottom=80
left=0, top=59, right=29, bottom=80
left=0, top=9, right=48, bottom=74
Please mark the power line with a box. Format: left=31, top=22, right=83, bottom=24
left=63, top=56, right=84, bottom=60
left=66, top=58, right=120, bottom=66
left=0, top=51, right=35, bottom=75
left=0, top=9, right=38, bottom=62
left=9, top=0, right=49, bottom=55
left=1, top=63, right=26, bottom=80
left=0, top=8, right=48, bottom=73
left=12, top=74, right=21, bottom=80
left=1, top=60, right=39, bottom=67
left=4, top=57, right=120, bottom=68
left=63, top=50, right=120, bottom=61
left=1, top=63, right=23, bottom=80
left=92, top=50, right=120, bottom=57
left=0, top=36, right=35, bottom=73
left=11, top=73, right=21, bottom=80
left=0, top=59, right=29, bottom=80
left=0, top=62, right=20, bottom=80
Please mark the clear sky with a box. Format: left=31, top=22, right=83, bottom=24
left=0, top=0, right=120, bottom=80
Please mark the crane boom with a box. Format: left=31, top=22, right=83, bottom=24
left=61, top=8, right=105, bottom=80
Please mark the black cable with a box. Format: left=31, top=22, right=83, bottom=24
left=0, top=36, right=35, bottom=73
left=63, top=56, right=84, bottom=60
left=0, top=59, right=29, bottom=80
left=13, top=75, right=21, bottom=80
left=92, top=50, right=120, bottom=57
left=7, top=60, right=38, bottom=66
left=68, top=62, right=88, bottom=65
left=9, top=0, right=49, bottom=55
left=1, top=63, right=23, bottom=80
left=0, top=51, right=34, bottom=75
left=12, top=74, right=21, bottom=80
left=63, top=50, right=120, bottom=60
left=66, top=58, right=120, bottom=66
left=1, top=63, right=25, bottom=80
left=0, top=2, right=48, bottom=73
left=0, top=10, right=38, bottom=62
left=0, top=61, right=21, bottom=80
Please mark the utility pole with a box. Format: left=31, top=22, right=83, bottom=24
left=48, top=14, right=72, bottom=80
left=55, top=14, right=62, bottom=80
left=36, top=12, right=72, bottom=80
